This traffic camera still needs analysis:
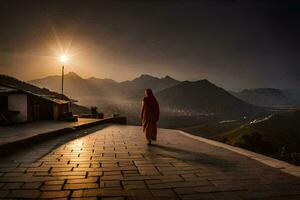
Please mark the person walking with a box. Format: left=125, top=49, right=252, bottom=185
left=141, top=88, right=160, bottom=145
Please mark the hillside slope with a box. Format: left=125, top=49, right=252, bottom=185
left=156, top=80, right=265, bottom=119
left=214, top=111, right=300, bottom=165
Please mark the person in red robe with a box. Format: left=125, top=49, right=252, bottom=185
left=141, top=88, right=160, bottom=145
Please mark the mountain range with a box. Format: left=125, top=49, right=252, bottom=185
left=30, top=72, right=180, bottom=100
left=231, top=88, right=291, bottom=107
left=29, top=72, right=267, bottom=125
left=30, top=72, right=300, bottom=108
left=232, top=88, right=300, bottom=107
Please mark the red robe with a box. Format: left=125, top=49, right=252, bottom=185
left=141, top=95, right=160, bottom=141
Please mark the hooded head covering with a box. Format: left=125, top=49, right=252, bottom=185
left=145, top=88, right=154, bottom=98
left=143, top=88, right=159, bottom=121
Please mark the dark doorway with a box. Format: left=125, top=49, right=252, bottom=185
left=0, top=96, right=8, bottom=111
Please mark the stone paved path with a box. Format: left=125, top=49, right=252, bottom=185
left=0, top=124, right=300, bottom=199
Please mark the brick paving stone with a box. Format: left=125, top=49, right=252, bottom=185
left=34, top=171, right=51, bottom=176
left=146, top=179, right=161, bottom=185
left=27, top=167, right=51, bottom=172
left=51, top=171, right=87, bottom=176
left=57, top=175, right=86, bottom=180
left=102, top=163, right=118, bottom=167
left=2, top=182, right=23, bottom=189
left=174, top=185, right=220, bottom=194
left=3, top=172, right=24, bottom=177
left=100, top=180, right=121, bottom=188
left=88, top=171, right=103, bottom=176
left=151, top=189, right=178, bottom=198
left=211, top=191, right=249, bottom=200
left=0, top=167, right=27, bottom=172
left=44, top=180, right=65, bottom=185
left=22, top=182, right=43, bottom=189
left=100, top=188, right=129, bottom=196
left=179, top=193, right=214, bottom=200
left=67, top=177, right=98, bottom=184
left=123, top=170, right=140, bottom=177
left=74, top=167, right=101, bottom=172
left=160, top=175, right=184, bottom=183
left=40, top=190, right=71, bottom=198
left=41, top=184, right=63, bottom=191
left=102, top=166, right=137, bottom=171
left=148, top=180, right=212, bottom=189
left=122, top=180, right=147, bottom=190
left=64, top=183, right=99, bottom=189
left=72, top=188, right=127, bottom=197
left=104, top=171, right=122, bottom=176
left=102, top=175, right=124, bottom=181
left=91, top=163, right=100, bottom=168
left=128, top=189, right=154, bottom=200
left=180, top=173, right=206, bottom=181
left=7, top=189, right=41, bottom=198
left=51, top=167, right=73, bottom=172
left=78, top=163, right=91, bottom=168
left=19, top=162, right=42, bottom=168
left=137, top=167, right=160, bottom=175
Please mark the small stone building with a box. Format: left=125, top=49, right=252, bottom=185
left=0, top=85, right=70, bottom=124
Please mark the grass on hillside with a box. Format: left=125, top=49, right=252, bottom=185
left=181, top=111, right=300, bottom=166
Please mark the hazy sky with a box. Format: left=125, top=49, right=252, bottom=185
left=0, top=0, right=299, bottom=90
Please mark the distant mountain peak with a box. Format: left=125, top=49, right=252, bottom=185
left=88, top=76, right=97, bottom=80
left=240, top=88, right=283, bottom=96
left=140, top=74, right=152, bottom=77
left=181, top=79, right=213, bottom=86
left=137, top=74, right=157, bottom=79
left=162, top=75, right=176, bottom=81
left=66, top=72, right=83, bottom=79
left=196, top=79, right=210, bottom=83
left=156, top=78, right=263, bottom=119
left=200, top=79, right=209, bottom=82
left=235, top=87, right=291, bottom=106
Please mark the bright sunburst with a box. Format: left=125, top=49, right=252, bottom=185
left=60, top=54, right=68, bottom=63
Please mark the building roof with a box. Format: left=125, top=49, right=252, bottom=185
left=0, top=86, right=18, bottom=94
left=42, top=96, right=70, bottom=105
left=0, top=75, right=71, bottom=105
left=0, top=75, right=70, bottom=101
left=0, top=85, right=69, bottom=105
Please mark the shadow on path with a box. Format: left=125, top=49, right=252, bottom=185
left=149, top=143, right=237, bottom=170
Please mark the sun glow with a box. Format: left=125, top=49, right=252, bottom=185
left=60, top=54, right=68, bottom=63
